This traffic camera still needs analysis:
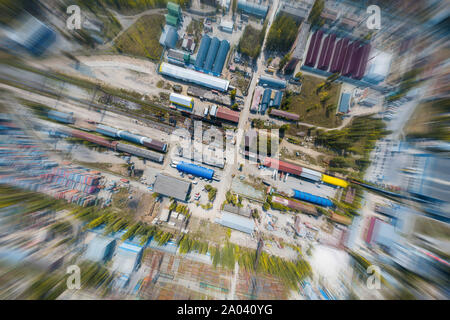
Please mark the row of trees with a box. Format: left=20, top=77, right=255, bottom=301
left=266, top=15, right=299, bottom=53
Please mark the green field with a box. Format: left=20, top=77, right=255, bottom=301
left=114, top=14, right=165, bottom=60
left=282, top=74, right=342, bottom=129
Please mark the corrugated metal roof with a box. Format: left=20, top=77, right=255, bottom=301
left=264, top=157, right=303, bottom=176
left=159, top=63, right=230, bottom=91
left=204, top=37, right=220, bottom=71
left=215, top=107, right=240, bottom=123
left=237, top=0, right=268, bottom=17
left=216, top=212, right=254, bottom=234
left=84, top=236, right=115, bottom=262
left=195, top=35, right=211, bottom=69
left=212, top=40, right=230, bottom=75
left=259, top=76, right=287, bottom=89
left=153, top=173, right=191, bottom=201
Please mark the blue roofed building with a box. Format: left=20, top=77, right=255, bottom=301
left=84, top=235, right=116, bottom=263
left=216, top=212, right=255, bottom=234
left=338, top=92, right=351, bottom=113
left=112, top=242, right=144, bottom=275
left=259, top=76, right=287, bottom=89
left=212, top=40, right=230, bottom=76
left=159, top=25, right=178, bottom=49
left=237, top=0, right=269, bottom=18
left=195, top=35, right=211, bottom=70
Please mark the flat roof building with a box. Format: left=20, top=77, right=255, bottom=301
left=153, top=173, right=192, bottom=201
left=84, top=235, right=115, bottom=263
left=159, top=63, right=230, bottom=91
left=338, top=92, right=351, bottom=113
left=216, top=211, right=255, bottom=234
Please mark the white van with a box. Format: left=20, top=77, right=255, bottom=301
left=203, top=106, right=209, bottom=117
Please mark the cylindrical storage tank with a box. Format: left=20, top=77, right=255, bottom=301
left=117, top=130, right=146, bottom=145
left=300, top=168, right=322, bottom=182
left=292, top=189, right=333, bottom=207
left=116, top=143, right=164, bottom=163
left=203, top=37, right=220, bottom=72
left=176, top=161, right=214, bottom=180
left=142, top=138, right=167, bottom=153
left=322, top=174, right=348, bottom=188
left=96, top=124, right=119, bottom=138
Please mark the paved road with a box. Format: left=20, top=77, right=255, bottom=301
left=212, top=0, right=281, bottom=217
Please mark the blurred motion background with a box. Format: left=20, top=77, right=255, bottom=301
left=0, top=0, right=448, bottom=300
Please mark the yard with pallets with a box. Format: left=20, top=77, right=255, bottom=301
left=114, top=14, right=165, bottom=61
left=282, top=74, right=342, bottom=130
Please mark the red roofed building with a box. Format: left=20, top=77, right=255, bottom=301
left=263, top=157, right=303, bottom=176
left=215, top=107, right=240, bottom=123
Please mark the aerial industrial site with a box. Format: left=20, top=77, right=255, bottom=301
left=0, top=0, right=448, bottom=303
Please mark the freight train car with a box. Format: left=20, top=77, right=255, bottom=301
left=47, top=110, right=75, bottom=124
left=321, top=174, right=348, bottom=188
left=116, top=143, right=164, bottom=163
left=70, top=129, right=118, bottom=150
left=95, top=124, right=167, bottom=153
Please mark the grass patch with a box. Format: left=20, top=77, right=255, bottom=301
left=114, top=14, right=165, bottom=61
left=282, top=74, right=342, bottom=129
left=405, top=98, right=450, bottom=142
left=238, top=24, right=265, bottom=59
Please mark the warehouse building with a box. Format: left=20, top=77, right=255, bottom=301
left=338, top=92, right=351, bottom=113
left=159, top=25, right=178, bottom=49
left=263, top=157, right=303, bottom=176
left=237, top=0, right=269, bottom=18
left=112, top=242, right=143, bottom=275
left=272, top=90, right=283, bottom=108
left=170, top=92, right=194, bottom=109
left=47, top=110, right=74, bottom=124
left=219, top=20, right=234, bottom=33
left=269, top=109, right=300, bottom=121
left=271, top=196, right=318, bottom=216
left=278, top=0, right=314, bottom=23
left=216, top=211, right=255, bottom=234
left=167, top=49, right=192, bottom=66
left=210, top=106, right=240, bottom=123
left=84, top=235, right=116, bottom=263
left=292, top=189, right=333, bottom=207
left=153, top=173, right=192, bottom=201
left=159, top=63, right=230, bottom=91
left=194, top=35, right=230, bottom=75
left=291, top=23, right=311, bottom=61
left=176, top=161, right=214, bottom=180
left=363, top=50, right=393, bottom=84
left=259, top=76, right=287, bottom=89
